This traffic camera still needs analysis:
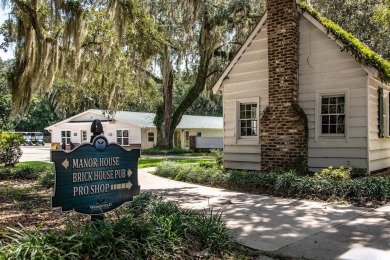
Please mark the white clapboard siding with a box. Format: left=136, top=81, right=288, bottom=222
left=224, top=161, right=261, bottom=171
left=368, top=77, right=390, bottom=172
left=221, top=22, right=267, bottom=170
left=298, top=17, right=368, bottom=171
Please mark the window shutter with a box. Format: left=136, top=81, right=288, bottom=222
left=378, top=87, right=384, bottom=138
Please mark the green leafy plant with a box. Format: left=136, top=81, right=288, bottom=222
left=155, top=163, right=390, bottom=205
left=314, top=166, right=352, bottom=180
left=210, top=148, right=223, bottom=169
left=0, top=132, right=24, bottom=166
left=0, top=193, right=243, bottom=259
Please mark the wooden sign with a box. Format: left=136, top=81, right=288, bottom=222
left=51, top=136, right=140, bottom=215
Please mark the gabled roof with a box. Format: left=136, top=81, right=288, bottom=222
left=46, top=109, right=223, bottom=130
left=212, top=1, right=390, bottom=95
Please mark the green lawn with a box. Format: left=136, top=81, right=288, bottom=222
left=138, top=157, right=215, bottom=168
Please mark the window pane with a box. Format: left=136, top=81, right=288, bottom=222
left=67, top=131, right=71, bottom=137
left=123, top=130, right=129, bottom=137
left=337, top=104, right=344, bottom=114
left=322, top=115, right=329, bottom=124
left=329, top=125, right=337, bottom=133
left=330, top=115, right=337, bottom=124
left=330, top=97, right=337, bottom=104
left=117, top=138, right=121, bottom=144
left=252, top=120, right=257, bottom=128
left=322, top=125, right=328, bottom=134
left=123, top=138, right=129, bottom=145
left=322, top=97, right=329, bottom=104
left=337, top=96, right=345, bottom=104
left=329, top=105, right=336, bottom=113
left=252, top=128, right=257, bottom=135
left=240, top=111, right=245, bottom=119
left=321, top=105, right=328, bottom=114
left=245, top=110, right=251, bottom=118
left=117, top=130, right=122, bottom=137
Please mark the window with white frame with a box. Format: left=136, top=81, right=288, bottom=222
left=320, top=95, right=346, bottom=135
left=81, top=130, right=88, bottom=143
left=148, top=132, right=155, bottom=143
left=116, top=129, right=129, bottom=145
left=378, top=87, right=390, bottom=137
left=61, top=130, right=71, bottom=145
left=239, top=102, right=258, bottom=137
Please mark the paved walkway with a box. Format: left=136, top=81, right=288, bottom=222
left=139, top=168, right=390, bottom=260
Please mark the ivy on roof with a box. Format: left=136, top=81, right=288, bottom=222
left=298, top=1, right=390, bottom=83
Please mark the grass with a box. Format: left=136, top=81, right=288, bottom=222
left=141, top=147, right=208, bottom=156
left=138, top=157, right=215, bottom=168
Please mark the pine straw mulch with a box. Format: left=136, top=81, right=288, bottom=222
left=0, top=179, right=88, bottom=233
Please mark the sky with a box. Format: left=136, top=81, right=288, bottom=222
left=0, top=6, right=14, bottom=61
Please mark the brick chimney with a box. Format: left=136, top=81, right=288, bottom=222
left=260, top=0, right=308, bottom=171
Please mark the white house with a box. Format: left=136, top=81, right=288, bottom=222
left=212, top=0, right=390, bottom=173
left=45, top=109, right=223, bottom=150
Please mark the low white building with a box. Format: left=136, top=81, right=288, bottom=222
left=45, top=109, right=223, bottom=150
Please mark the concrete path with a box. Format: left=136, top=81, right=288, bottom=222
left=20, top=145, right=51, bottom=163
left=139, top=168, right=390, bottom=260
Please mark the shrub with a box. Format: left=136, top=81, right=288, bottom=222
left=210, top=149, right=223, bottom=169
left=38, top=167, right=55, bottom=188
left=155, top=163, right=390, bottom=205
left=314, top=166, right=352, bottom=180
left=350, top=167, right=369, bottom=179
left=0, top=132, right=24, bottom=166
left=0, top=193, right=239, bottom=259
left=142, top=147, right=193, bottom=155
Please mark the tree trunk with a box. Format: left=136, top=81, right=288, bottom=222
left=154, top=10, right=212, bottom=149
left=155, top=45, right=174, bottom=148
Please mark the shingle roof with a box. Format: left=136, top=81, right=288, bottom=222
left=89, top=109, right=223, bottom=129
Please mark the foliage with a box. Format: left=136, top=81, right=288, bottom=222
left=311, top=0, right=390, bottom=59
left=144, top=0, right=265, bottom=148
left=0, top=94, right=14, bottom=131
left=0, top=193, right=241, bottom=259
left=350, top=167, right=369, bottom=179
left=142, top=147, right=194, bottom=155
left=0, top=162, right=53, bottom=182
left=155, top=162, right=390, bottom=205
left=210, top=148, right=223, bottom=169
left=314, top=166, right=352, bottom=180
left=138, top=157, right=214, bottom=168
left=14, top=95, right=60, bottom=132
left=374, top=0, right=390, bottom=29
left=298, top=2, right=390, bottom=83
left=1, top=0, right=163, bottom=117
left=0, top=132, right=23, bottom=166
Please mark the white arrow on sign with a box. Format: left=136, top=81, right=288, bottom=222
left=111, top=182, right=132, bottom=190
left=62, top=159, right=69, bottom=169
left=127, top=169, right=132, bottom=177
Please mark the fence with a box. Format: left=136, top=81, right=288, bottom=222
left=190, top=136, right=223, bottom=152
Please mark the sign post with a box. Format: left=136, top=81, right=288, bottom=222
left=51, top=129, right=140, bottom=215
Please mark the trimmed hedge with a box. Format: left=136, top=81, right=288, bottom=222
left=155, top=162, right=390, bottom=205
